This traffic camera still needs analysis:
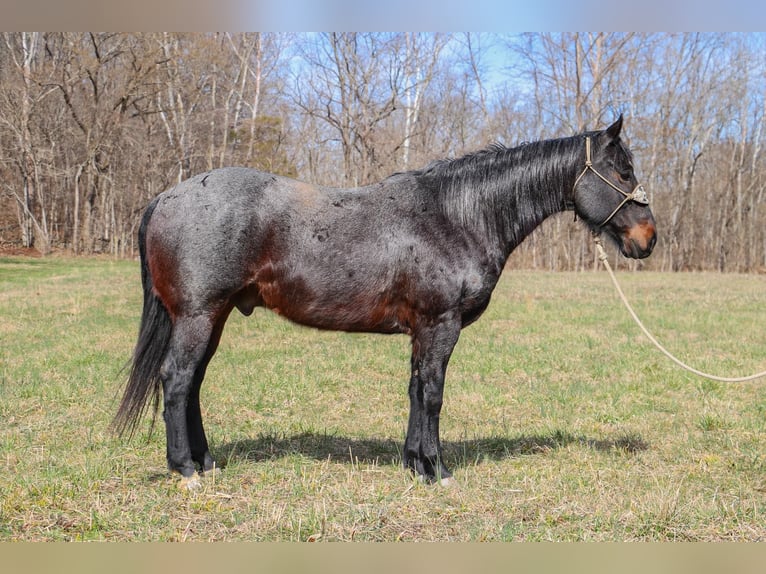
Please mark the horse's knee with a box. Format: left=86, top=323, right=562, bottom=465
left=422, top=380, right=444, bottom=415
left=424, top=395, right=442, bottom=416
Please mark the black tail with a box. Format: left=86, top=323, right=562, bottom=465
left=112, top=198, right=172, bottom=438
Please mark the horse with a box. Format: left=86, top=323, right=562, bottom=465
left=113, top=116, right=656, bottom=489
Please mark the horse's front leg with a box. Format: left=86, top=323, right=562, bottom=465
left=403, top=315, right=461, bottom=486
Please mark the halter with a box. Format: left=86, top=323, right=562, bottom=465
left=572, top=136, right=649, bottom=226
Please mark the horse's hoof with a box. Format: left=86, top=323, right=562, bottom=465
left=178, top=474, right=203, bottom=491
left=416, top=474, right=457, bottom=487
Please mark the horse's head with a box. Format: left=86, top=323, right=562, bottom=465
left=573, top=116, right=657, bottom=259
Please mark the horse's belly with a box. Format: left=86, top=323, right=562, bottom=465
left=268, top=290, right=414, bottom=334
left=253, top=265, right=414, bottom=334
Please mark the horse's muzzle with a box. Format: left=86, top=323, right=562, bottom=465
left=620, top=219, right=657, bottom=259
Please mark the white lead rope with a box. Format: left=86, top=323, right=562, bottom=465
left=593, top=235, right=766, bottom=383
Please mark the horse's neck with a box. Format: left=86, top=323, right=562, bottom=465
left=419, top=137, right=580, bottom=263
left=484, top=145, right=575, bottom=259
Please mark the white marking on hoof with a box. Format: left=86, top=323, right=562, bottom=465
left=178, top=474, right=203, bottom=491
left=415, top=474, right=457, bottom=487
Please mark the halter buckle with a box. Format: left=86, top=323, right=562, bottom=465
left=630, top=184, right=649, bottom=205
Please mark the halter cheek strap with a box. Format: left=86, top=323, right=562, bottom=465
left=572, top=137, right=649, bottom=226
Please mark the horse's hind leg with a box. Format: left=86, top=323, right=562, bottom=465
left=160, top=313, right=217, bottom=487
left=186, top=313, right=230, bottom=474
left=187, top=372, right=214, bottom=473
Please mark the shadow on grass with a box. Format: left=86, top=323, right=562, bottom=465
left=213, top=429, right=648, bottom=471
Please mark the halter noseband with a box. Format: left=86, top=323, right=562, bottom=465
left=571, top=136, right=649, bottom=226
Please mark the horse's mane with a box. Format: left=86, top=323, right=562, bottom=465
left=411, top=134, right=586, bottom=250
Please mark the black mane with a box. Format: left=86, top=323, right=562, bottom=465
left=414, top=134, right=587, bottom=252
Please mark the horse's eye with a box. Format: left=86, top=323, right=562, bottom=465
left=617, top=170, right=631, bottom=182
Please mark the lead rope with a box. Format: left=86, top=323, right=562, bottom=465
left=593, top=234, right=766, bottom=383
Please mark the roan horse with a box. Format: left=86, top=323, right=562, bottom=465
left=113, top=116, right=656, bottom=489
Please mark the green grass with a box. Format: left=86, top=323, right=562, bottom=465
left=1, top=256, right=766, bottom=540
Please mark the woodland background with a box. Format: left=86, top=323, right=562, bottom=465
left=1, top=32, right=765, bottom=272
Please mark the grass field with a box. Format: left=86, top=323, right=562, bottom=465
left=1, top=255, right=765, bottom=541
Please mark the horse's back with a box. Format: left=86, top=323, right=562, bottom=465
left=153, top=167, right=278, bottom=215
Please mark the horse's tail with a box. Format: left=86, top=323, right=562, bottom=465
left=112, top=197, right=172, bottom=438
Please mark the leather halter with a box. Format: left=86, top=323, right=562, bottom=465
left=571, top=136, right=649, bottom=226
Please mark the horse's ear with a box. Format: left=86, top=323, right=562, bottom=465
left=604, top=114, right=623, bottom=140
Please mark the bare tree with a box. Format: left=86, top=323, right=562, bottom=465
left=400, top=33, right=449, bottom=169
left=293, top=33, right=402, bottom=186
left=0, top=32, right=53, bottom=251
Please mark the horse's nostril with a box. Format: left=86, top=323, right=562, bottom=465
left=622, top=233, right=655, bottom=259
left=636, top=236, right=655, bottom=258
left=622, top=219, right=657, bottom=258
